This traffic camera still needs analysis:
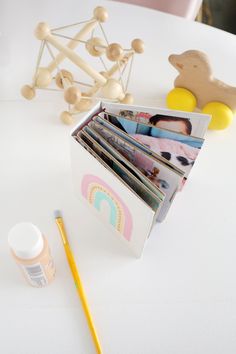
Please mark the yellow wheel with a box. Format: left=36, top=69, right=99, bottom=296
left=202, top=102, right=233, bottom=130
left=167, top=87, right=197, bottom=112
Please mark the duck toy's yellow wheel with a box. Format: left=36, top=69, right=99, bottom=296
left=202, top=102, right=233, bottom=130
left=167, top=88, right=233, bottom=130
left=167, top=87, right=197, bottom=112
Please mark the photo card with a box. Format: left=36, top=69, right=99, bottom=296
left=99, top=112, right=204, bottom=179
left=91, top=117, right=183, bottom=222
left=78, top=130, right=161, bottom=214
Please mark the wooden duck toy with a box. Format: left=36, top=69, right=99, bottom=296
left=166, top=50, right=236, bottom=130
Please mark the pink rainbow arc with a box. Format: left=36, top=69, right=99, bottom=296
left=81, top=174, right=133, bottom=241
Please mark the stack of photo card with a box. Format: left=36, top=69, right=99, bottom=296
left=70, top=102, right=211, bottom=257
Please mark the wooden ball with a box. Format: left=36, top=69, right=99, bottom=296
left=21, top=85, right=35, bottom=100
left=86, top=37, right=106, bottom=57
left=64, top=86, right=81, bottom=104
left=131, top=39, right=144, bottom=53
left=93, top=6, right=108, bottom=22
left=35, top=22, right=50, bottom=40
left=60, top=111, right=74, bottom=125
left=74, top=97, right=92, bottom=112
left=101, top=79, right=123, bottom=99
left=35, top=67, right=52, bottom=88
left=120, top=93, right=134, bottom=104
left=55, top=69, right=74, bottom=88
left=106, top=43, right=124, bottom=61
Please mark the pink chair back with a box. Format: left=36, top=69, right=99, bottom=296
left=115, top=0, right=202, bottom=20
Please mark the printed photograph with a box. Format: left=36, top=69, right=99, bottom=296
left=91, top=119, right=183, bottom=221
left=79, top=131, right=160, bottom=212
left=84, top=125, right=165, bottom=203
left=103, top=113, right=203, bottom=178
left=118, top=110, right=193, bottom=136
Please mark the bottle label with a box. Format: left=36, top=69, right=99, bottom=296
left=21, top=263, right=48, bottom=287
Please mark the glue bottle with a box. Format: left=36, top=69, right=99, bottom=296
left=8, top=222, right=56, bottom=287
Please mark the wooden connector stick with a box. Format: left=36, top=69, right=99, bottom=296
left=47, top=19, right=98, bottom=73
left=107, top=51, right=133, bottom=77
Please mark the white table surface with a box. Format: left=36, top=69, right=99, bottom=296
left=1, top=1, right=236, bottom=353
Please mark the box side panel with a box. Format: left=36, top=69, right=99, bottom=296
left=70, top=137, right=155, bottom=257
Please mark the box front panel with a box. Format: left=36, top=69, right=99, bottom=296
left=70, top=137, right=155, bottom=257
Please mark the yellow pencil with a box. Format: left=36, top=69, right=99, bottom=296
left=54, top=210, right=102, bottom=354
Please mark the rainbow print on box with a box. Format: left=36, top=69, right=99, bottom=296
left=81, top=174, right=133, bottom=241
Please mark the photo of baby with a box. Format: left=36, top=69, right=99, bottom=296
left=132, top=134, right=197, bottom=178
left=103, top=112, right=203, bottom=179
left=149, top=115, right=192, bottom=136
left=119, top=110, right=193, bottom=135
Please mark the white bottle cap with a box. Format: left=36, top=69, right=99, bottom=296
left=8, top=223, right=44, bottom=259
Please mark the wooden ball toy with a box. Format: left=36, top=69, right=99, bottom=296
left=74, top=96, right=92, bottom=112
left=101, top=79, right=123, bottom=99
left=64, top=86, right=81, bottom=104
left=34, top=22, right=50, bottom=40
left=93, top=6, right=108, bottom=22
left=167, top=50, right=236, bottom=129
left=120, top=93, right=134, bottom=104
left=106, top=43, right=124, bottom=62
left=202, top=102, right=233, bottom=130
left=131, top=39, right=144, bottom=54
left=86, top=37, right=106, bottom=57
left=21, top=85, right=35, bottom=100
left=22, top=7, right=145, bottom=123
left=55, top=69, right=74, bottom=88
left=167, top=88, right=196, bottom=112
left=35, top=67, right=52, bottom=88
left=60, top=111, right=74, bottom=125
